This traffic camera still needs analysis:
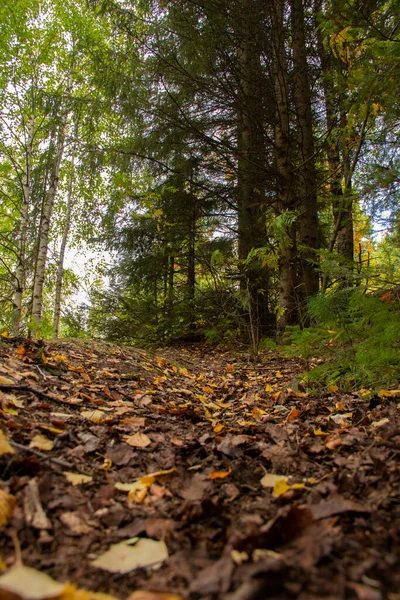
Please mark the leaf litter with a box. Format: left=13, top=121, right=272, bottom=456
left=0, top=336, right=399, bottom=600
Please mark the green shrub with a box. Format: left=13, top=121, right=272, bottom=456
left=284, top=290, right=400, bottom=391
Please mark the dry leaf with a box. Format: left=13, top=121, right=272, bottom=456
left=371, top=417, right=390, bottom=428
left=127, top=592, right=184, bottom=600
left=286, top=408, right=300, bottom=421
left=0, top=431, right=15, bottom=456
left=29, top=434, right=54, bottom=452
left=0, top=489, right=16, bottom=529
left=273, top=480, right=305, bottom=498
left=23, top=478, right=52, bottom=530
left=260, top=473, right=287, bottom=488
left=0, top=376, right=14, bottom=386
left=208, top=468, right=232, bottom=480
left=63, top=472, right=93, bottom=486
left=60, top=512, right=93, bottom=535
left=378, top=389, right=400, bottom=398
left=213, top=423, right=224, bottom=433
left=91, top=538, right=168, bottom=574
left=314, top=428, right=329, bottom=436
left=81, top=410, right=107, bottom=424
left=0, top=565, right=66, bottom=600
left=264, top=384, right=274, bottom=393
left=124, top=433, right=151, bottom=448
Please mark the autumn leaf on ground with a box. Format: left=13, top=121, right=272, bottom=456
left=0, top=430, right=15, bottom=456
left=0, top=376, right=15, bottom=385
left=273, top=479, right=305, bottom=498
left=0, top=489, right=16, bottom=528
left=91, top=538, right=168, bottom=574
left=127, top=592, right=184, bottom=600
left=378, top=389, right=400, bottom=398
left=260, top=473, right=288, bottom=488
left=81, top=410, right=107, bottom=424
left=29, top=434, right=54, bottom=452
left=63, top=472, right=93, bottom=486
left=124, top=432, right=151, bottom=448
left=208, top=467, right=232, bottom=480
left=0, top=565, right=66, bottom=600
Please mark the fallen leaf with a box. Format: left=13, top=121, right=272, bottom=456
left=314, top=428, right=329, bottom=436
left=0, top=565, right=66, bottom=600
left=127, top=592, right=184, bottom=600
left=63, top=472, right=93, bottom=486
left=260, top=473, right=287, bottom=488
left=29, top=434, right=54, bottom=452
left=124, top=432, right=151, bottom=448
left=328, top=384, right=339, bottom=392
left=371, top=417, right=390, bottom=428
left=0, top=489, right=16, bottom=529
left=208, top=468, right=232, bottom=480
left=378, top=389, right=400, bottom=398
left=213, top=423, right=224, bottom=433
left=81, top=410, right=107, bottom=424
left=60, top=511, right=93, bottom=534
left=0, top=376, right=15, bottom=385
left=91, top=538, right=168, bottom=574
left=286, top=408, right=300, bottom=421
left=330, top=412, right=352, bottom=425
left=0, top=431, right=15, bottom=456
left=265, top=384, right=274, bottom=393
left=23, top=478, right=52, bottom=530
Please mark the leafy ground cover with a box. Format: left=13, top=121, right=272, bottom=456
left=0, top=337, right=399, bottom=600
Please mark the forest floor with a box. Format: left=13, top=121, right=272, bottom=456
left=0, top=337, right=399, bottom=600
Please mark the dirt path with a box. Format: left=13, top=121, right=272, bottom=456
left=0, top=337, right=399, bottom=600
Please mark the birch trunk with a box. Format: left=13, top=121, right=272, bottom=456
left=10, top=116, right=35, bottom=336
left=31, top=122, right=66, bottom=333
left=53, top=152, right=75, bottom=338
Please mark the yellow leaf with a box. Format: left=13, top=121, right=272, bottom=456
left=208, top=468, right=232, bottom=480
left=81, top=410, right=107, bottom=424
left=0, top=376, right=15, bottom=386
left=371, top=417, right=390, bottom=428
left=127, top=591, right=184, bottom=600
left=64, top=472, right=93, bottom=486
left=0, top=489, right=15, bottom=529
left=91, top=538, right=168, bottom=574
left=335, top=402, right=346, bottom=411
left=179, top=367, right=190, bottom=377
left=260, top=473, right=288, bottom=488
left=100, top=458, right=113, bottom=470
left=213, top=423, right=224, bottom=433
left=29, top=434, right=54, bottom=452
left=273, top=479, right=290, bottom=497
left=275, top=371, right=283, bottom=378
left=378, top=389, right=400, bottom=398
left=128, top=483, right=148, bottom=504
left=265, top=384, right=274, bottom=393
left=0, top=332, right=8, bottom=338
left=124, top=433, right=151, bottom=448
left=0, top=431, right=15, bottom=456
left=0, top=565, right=66, bottom=600
left=328, top=385, right=339, bottom=392
left=314, top=428, right=329, bottom=436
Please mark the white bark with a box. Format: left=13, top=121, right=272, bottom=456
left=53, top=150, right=75, bottom=338
left=10, top=115, right=34, bottom=336
left=31, top=122, right=66, bottom=332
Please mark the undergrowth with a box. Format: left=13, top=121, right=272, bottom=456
left=281, top=290, right=400, bottom=391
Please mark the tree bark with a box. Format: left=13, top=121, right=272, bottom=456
left=272, top=0, right=299, bottom=334
left=53, top=150, right=76, bottom=338
left=10, top=115, right=34, bottom=336
left=291, top=0, right=319, bottom=303
left=31, top=121, right=66, bottom=333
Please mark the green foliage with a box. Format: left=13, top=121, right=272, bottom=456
left=284, top=290, right=400, bottom=390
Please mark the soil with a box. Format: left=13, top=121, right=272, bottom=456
left=0, top=337, right=399, bottom=600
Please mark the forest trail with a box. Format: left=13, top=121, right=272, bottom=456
left=0, top=337, right=398, bottom=600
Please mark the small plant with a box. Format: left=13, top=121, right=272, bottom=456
left=283, top=289, right=400, bottom=391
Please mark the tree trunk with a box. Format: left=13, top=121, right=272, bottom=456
left=236, top=0, right=275, bottom=339
left=291, top=0, right=319, bottom=304
left=10, top=115, right=34, bottom=336
left=53, top=151, right=75, bottom=338
left=31, top=121, right=66, bottom=333
left=272, top=0, right=299, bottom=334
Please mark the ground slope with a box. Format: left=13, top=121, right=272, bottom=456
left=0, top=337, right=399, bottom=600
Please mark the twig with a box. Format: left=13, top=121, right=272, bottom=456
left=9, top=441, right=92, bottom=476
